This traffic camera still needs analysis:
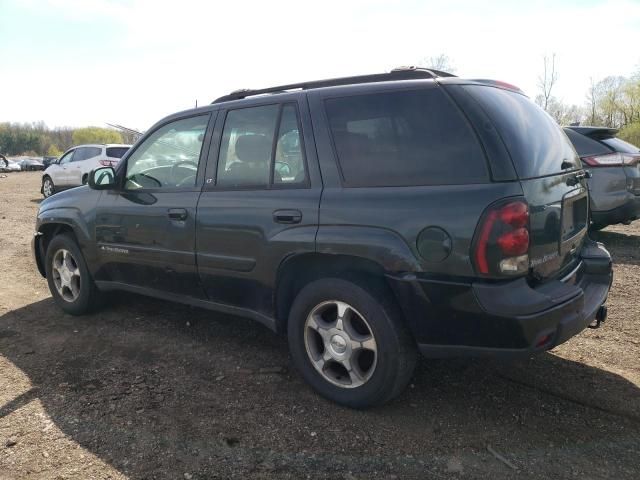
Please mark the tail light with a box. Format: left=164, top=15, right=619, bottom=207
left=472, top=198, right=530, bottom=277
left=582, top=153, right=640, bottom=167
left=99, top=159, right=116, bottom=167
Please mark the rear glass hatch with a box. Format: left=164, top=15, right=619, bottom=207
left=460, top=84, right=589, bottom=281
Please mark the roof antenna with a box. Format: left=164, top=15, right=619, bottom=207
left=195, top=99, right=198, bottom=108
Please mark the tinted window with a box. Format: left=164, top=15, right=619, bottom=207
left=601, top=137, right=640, bottom=154
left=464, top=86, right=580, bottom=178
left=564, top=129, right=611, bottom=157
left=125, top=115, right=208, bottom=189
left=217, top=104, right=306, bottom=188
left=106, top=147, right=129, bottom=158
left=274, top=105, right=306, bottom=184
left=73, top=147, right=101, bottom=162
left=325, top=89, right=488, bottom=187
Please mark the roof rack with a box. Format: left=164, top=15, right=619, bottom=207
left=212, top=66, right=455, bottom=104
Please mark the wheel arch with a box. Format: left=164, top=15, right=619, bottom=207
left=274, top=252, right=399, bottom=334
left=34, top=220, right=83, bottom=277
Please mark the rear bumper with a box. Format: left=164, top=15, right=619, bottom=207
left=387, top=240, right=612, bottom=359
left=591, top=194, right=640, bottom=227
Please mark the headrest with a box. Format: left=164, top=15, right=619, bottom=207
left=235, top=134, right=271, bottom=163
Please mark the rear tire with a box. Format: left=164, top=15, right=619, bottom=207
left=45, top=233, right=103, bottom=315
left=287, top=278, right=417, bottom=408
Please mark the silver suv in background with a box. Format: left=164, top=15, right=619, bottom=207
left=42, top=144, right=130, bottom=198
left=564, top=127, right=640, bottom=230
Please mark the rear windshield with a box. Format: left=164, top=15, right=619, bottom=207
left=464, top=86, right=580, bottom=179
left=106, top=147, right=129, bottom=159
left=601, top=137, right=640, bottom=154
left=324, top=88, right=489, bottom=187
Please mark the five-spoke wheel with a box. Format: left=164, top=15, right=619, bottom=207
left=288, top=278, right=417, bottom=408
left=51, top=249, right=81, bottom=302
left=304, top=300, right=377, bottom=388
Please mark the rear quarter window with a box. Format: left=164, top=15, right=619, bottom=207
left=564, top=129, right=612, bottom=157
left=463, top=86, right=580, bottom=179
left=106, top=147, right=129, bottom=158
left=324, top=88, right=489, bottom=187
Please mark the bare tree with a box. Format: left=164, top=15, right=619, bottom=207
left=586, top=77, right=597, bottom=125
left=537, top=54, right=558, bottom=111
left=422, top=54, right=456, bottom=73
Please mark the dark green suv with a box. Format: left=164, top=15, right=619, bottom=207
left=33, top=68, right=612, bottom=408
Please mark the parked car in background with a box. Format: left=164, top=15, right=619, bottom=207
left=42, top=156, right=58, bottom=169
left=19, top=158, right=45, bottom=171
left=564, top=127, right=640, bottom=230
left=0, top=159, right=23, bottom=173
left=41, top=144, right=131, bottom=198
left=33, top=68, right=612, bottom=408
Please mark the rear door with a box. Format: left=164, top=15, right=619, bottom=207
left=460, top=85, right=588, bottom=279
left=195, top=96, right=322, bottom=318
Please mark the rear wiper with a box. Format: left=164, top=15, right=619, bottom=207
left=561, top=160, right=575, bottom=170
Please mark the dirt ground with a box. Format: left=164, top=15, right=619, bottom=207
left=1, top=172, right=639, bottom=480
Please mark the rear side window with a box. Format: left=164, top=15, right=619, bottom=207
left=463, top=86, right=580, bottom=179
left=325, top=89, right=489, bottom=187
left=73, top=147, right=101, bottom=162
left=564, top=129, right=612, bottom=157
left=106, top=147, right=129, bottom=158
left=216, top=103, right=307, bottom=188
left=601, top=137, right=640, bottom=154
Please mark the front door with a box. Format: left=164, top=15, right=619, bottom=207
left=94, top=113, right=214, bottom=297
left=196, top=99, right=321, bottom=317
left=55, top=149, right=75, bottom=185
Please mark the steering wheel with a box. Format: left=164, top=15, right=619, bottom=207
left=170, top=160, right=199, bottom=187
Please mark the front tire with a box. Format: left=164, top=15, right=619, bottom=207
left=45, top=233, right=103, bottom=315
left=42, top=176, right=55, bottom=198
left=288, top=278, right=417, bottom=408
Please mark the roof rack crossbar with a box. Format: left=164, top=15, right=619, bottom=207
left=212, top=67, right=455, bottom=104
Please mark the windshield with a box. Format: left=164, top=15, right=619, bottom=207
left=463, top=85, right=580, bottom=179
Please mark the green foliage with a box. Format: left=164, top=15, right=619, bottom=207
left=619, top=122, right=640, bottom=147
left=47, top=144, right=63, bottom=157
left=72, top=127, right=123, bottom=146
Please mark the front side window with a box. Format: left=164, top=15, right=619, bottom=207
left=59, top=150, right=75, bottom=165
left=325, top=89, right=489, bottom=187
left=124, top=115, right=209, bottom=190
left=216, top=103, right=306, bottom=188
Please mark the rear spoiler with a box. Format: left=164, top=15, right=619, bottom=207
left=566, top=126, right=619, bottom=139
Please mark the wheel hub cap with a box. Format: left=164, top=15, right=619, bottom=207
left=329, top=334, right=347, bottom=355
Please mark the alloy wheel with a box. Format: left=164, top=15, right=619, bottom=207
left=51, top=249, right=81, bottom=302
left=304, top=300, right=378, bottom=388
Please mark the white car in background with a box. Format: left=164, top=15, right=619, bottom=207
left=41, top=144, right=130, bottom=198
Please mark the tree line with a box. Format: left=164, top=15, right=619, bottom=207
left=0, top=123, right=138, bottom=157
left=427, top=54, right=640, bottom=147
left=534, top=54, right=639, bottom=145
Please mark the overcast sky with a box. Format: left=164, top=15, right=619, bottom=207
left=1, top=0, right=639, bottom=130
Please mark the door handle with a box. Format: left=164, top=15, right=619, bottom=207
left=168, top=208, right=188, bottom=221
left=273, top=209, right=302, bottom=224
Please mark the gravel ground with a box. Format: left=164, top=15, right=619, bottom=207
left=1, top=172, right=639, bottom=479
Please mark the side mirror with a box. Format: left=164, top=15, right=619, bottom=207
left=88, top=167, right=116, bottom=190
